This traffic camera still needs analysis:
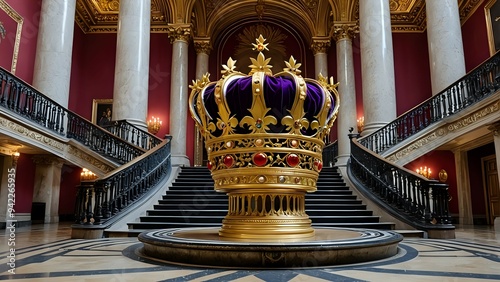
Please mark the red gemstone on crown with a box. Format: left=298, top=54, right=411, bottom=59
left=253, top=153, right=267, bottom=167
left=223, top=155, right=234, bottom=168
left=287, top=154, right=299, bottom=167
left=314, top=159, right=323, bottom=172
left=207, top=161, right=213, bottom=170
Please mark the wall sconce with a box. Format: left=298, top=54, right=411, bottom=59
left=11, top=152, right=20, bottom=167
left=357, top=116, right=364, bottom=133
left=416, top=166, right=431, bottom=179
left=81, top=168, right=97, bottom=181
left=438, top=169, right=448, bottom=183
left=147, top=116, right=162, bottom=134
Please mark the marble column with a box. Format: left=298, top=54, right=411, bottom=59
left=359, top=0, right=397, bottom=135
left=426, top=0, right=466, bottom=95
left=333, top=24, right=359, bottom=167
left=167, top=24, right=191, bottom=166
left=112, top=0, right=151, bottom=130
left=32, top=0, right=76, bottom=108
left=193, top=38, right=212, bottom=167
left=311, top=37, right=331, bottom=79
left=32, top=155, right=64, bottom=223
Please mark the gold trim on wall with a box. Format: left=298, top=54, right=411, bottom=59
left=486, top=0, right=500, bottom=55
left=0, top=0, right=23, bottom=74
left=91, top=99, right=113, bottom=125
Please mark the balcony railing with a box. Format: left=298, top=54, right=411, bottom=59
left=359, top=51, right=500, bottom=154
left=0, top=67, right=146, bottom=164
left=102, top=119, right=162, bottom=151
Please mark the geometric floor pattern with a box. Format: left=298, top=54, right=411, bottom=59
left=1, top=224, right=499, bottom=281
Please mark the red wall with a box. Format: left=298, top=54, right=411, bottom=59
left=392, top=32, right=432, bottom=114
left=3, top=0, right=42, bottom=83
left=462, top=1, right=491, bottom=72
left=69, top=31, right=117, bottom=119
left=59, top=165, right=81, bottom=218
left=14, top=153, right=35, bottom=213
left=405, top=150, right=458, bottom=215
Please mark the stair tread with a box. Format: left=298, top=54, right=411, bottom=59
left=126, top=166, right=397, bottom=233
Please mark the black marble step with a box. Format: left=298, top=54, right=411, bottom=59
left=146, top=209, right=373, bottom=217
left=127, top=221, right=395, bottom=230
left=126, top=166, right=396, bottom=234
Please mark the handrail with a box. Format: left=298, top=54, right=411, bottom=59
left=322, top=140, right=338, bottom=167
left=102, top=119, right=162, bottom=151
left=0, top=67, right=145, bottom=164
left=349, top=135, right=452, bottom=230
left=359, top=51, right=500, bottom=153
left=74, top=136, right=172, bottom=226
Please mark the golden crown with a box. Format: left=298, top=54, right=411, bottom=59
left=189, top=35, right=339, bottom=193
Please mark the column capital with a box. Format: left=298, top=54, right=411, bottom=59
left=310, top=37, right=331, bottom=54
left=332, top=23, right=359, bottom=42
left=32, top=155, right=64, bottom=168
left=193, top=38, right=212, bottom=55
left=167, top=24, right=192, bottom=44
left=488, top=121, right=500, bottom=136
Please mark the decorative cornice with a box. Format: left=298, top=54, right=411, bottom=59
left=332, top=23, right=359, bottom=42
left=310, top=37, right=331, bottom=54
left=387, top=100, right=500, bottom=162
left=167, top=24, right=192, bottom=43
left=0, top=116, right=65, bottom=151
left=193, top=38, right=212, bottom=55
left=68, top=145, right=114, bottom=173
left=447, top=101, right=499, bottom=132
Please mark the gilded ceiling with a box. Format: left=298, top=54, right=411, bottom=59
left=75, top=0, right=484, bottom=36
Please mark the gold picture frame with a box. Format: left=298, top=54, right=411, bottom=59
left=486, top=0, right=500, bottom=55
left=92, top=99, right=113, bottom=126
left=0, top=0, right=23, bottom=74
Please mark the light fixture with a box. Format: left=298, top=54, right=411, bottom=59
left=416, top=166, right=431, bottom=179
left=438, top=169, right=448, bottom=183
left=11, top=152, right=20, bottom=167
left=147, top=116, right=162, bottom=134
left=357, top=116, right=364, bottom=133
left=81, top=168, right=97, bottom=181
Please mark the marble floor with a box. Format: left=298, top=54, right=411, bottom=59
left=0, top=223, right=499, bottom=281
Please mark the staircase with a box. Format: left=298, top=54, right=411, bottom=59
left=124, top=166, right=394, bottom=236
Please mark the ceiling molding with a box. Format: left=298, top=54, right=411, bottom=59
left=74, top=0, right=485, bottom=35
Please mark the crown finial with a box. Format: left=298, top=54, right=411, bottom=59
left=249, top=35, right=272, bottom=75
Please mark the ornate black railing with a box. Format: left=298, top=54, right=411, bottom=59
left=102, top=120, right=162, bottom=151
left=349, top=136, right=452, bottom=228
left=359, top=51, right=500, bottom=153
left=74, top=137, right=171, bottom=226
left=0, top=67, right=145, bottom=164
left=322, top=140, right=338, bottom=167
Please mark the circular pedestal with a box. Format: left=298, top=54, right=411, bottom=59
left=138, top=227, right=403, bottom=268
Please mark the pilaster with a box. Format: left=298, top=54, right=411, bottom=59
left=32, top=155, right=64, bottom=223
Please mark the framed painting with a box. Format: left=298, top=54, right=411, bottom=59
left=0, top=0, right=23, bottom=74
left=92, top=99, right=113, bottom=126
left=486, top=0, right=500, bottom=55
